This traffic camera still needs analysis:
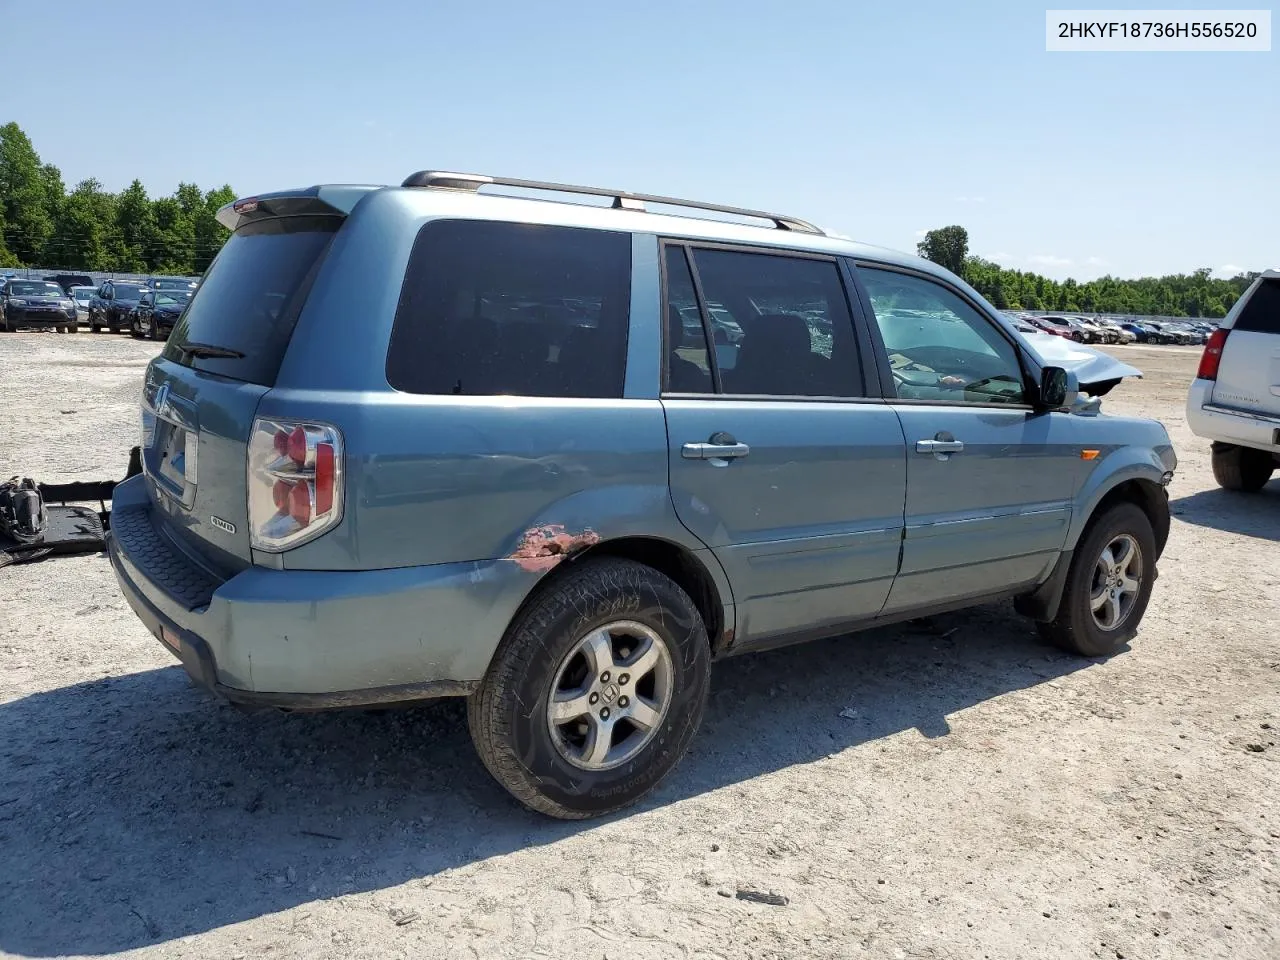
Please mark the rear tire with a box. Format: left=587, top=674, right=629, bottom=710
left=1038, top=502, right=1157, bottom=658
left=468, top=557, right=710, bottom=819
left=1212, top=443, right=1275, bottom=492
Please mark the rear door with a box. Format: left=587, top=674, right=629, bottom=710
left=661, top=243, right=907, bottom=646
left=1213, top=274, right=1280, bottom=417
left=141, top=213, right=342, bottom=574
left=853, top=264, right=1081, bottom=612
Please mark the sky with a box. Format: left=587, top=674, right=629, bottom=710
left=1, top=0, right=1275, bottom=281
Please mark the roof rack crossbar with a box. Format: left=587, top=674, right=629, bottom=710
left=400, top=170, right=823, bottom=235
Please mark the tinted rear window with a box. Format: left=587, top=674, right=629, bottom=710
left=162, top=216, right=339, bottom=385
left=1235, top=278, right=1280, bottom=334
left=387, top=220, right=630, bottom=398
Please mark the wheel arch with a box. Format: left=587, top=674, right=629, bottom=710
left=1086, top=478, right=1170, bottom=558
left=1019, top=472, right=1170, bottom=623
left=500, top=535, right=735, bottom=660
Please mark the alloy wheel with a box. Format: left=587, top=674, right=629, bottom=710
left=1090, top=534, right=1143, bottom=631
left=545, top=620, right=674, bottom=771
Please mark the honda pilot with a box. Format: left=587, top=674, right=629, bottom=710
left=108, top=171, right=1177, bottom=818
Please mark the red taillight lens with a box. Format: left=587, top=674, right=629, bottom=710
left=287, top=481, right=312, bottom=526
left=248, top=419, right=344, bottom=552
left=1196, top=328, right=1229, bottom=380
left=272, top=479, right=291, bottom=510
left=314, top=442, right=335, bottom=514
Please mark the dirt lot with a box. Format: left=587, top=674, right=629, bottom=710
left=1, top=333, right=1276, bottom=960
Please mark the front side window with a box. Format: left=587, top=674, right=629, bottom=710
left=858, top=267, right=1028, bottom=405
left=387, top=220, right=631, bottom=398
left=679, top=248, right=862, bottom=398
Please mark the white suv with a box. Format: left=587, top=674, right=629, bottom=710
left=1187, top=271, right=1280, bottom=491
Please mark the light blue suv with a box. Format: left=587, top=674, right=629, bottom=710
left=107, top=172, right=1176, bottom=818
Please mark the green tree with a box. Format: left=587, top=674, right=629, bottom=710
left=917, top=225, right=969, bottom=276
left=0, top=122, right=54, bottom=264
left=112, top=179, right=156, bottom=272
left=53, top=179, right=117, bottom=270
left=193, top=185, right=235, bottom=273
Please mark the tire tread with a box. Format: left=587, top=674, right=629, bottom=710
left=468, top=557, right=708, bottom=819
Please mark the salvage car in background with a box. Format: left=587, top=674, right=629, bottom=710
left=0, top=278, right=80, bottom=332
left=88, top=280, right=149, bottom=333
left=1187, top=270, right=1280, bottom=491
left=128, top=289, right=190, bottom=340
left=68, top=285, right=95, bottom=325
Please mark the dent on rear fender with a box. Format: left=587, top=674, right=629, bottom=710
left=508, top=524, right=602, bottom=573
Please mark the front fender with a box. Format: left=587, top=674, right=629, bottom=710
left=1067, top=443, right=1171, bottom=550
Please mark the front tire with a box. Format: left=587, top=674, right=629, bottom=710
left=129, top=314, right=142, bottom=338
left=1038, top=502, right=1157, bottom=657
left=468, top=557, right=710, bottom=819
left=1212, top=443, right=1275, bottom=492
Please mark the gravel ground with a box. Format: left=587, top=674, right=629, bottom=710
left=0, top=332, right=1276, bottom=960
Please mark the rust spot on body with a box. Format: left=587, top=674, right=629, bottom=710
left=509, top=524, right=601, bottom=572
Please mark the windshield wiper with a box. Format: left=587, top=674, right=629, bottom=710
left=175, top=341, right=245, bottom=360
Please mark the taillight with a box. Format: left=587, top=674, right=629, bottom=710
left=247, top=418, right=343, bottom=552
left=1196, top=328, right=1229, bottom=381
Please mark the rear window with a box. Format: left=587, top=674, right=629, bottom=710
left=162, top=215, right=339, bottom=385
left=387, top=220, right=631, bottom=398
left=1235, top=278, right=1280, bottom=334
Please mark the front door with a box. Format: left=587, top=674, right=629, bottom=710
left=660, top=243, right=907, bottom=645
left=853, top=264, right=1081, bottom=613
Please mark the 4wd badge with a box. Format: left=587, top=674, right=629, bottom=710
left=210, top=515, right=236, bottom=535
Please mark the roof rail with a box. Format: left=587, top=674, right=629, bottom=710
left=400, top=170, right=824, bottom=235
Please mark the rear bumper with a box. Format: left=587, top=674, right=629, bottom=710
left=106, top=476, right=539, bottom=708
left=1186, top=379, right=1280, bottom=454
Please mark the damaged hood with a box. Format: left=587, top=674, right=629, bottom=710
left=1019, top=332, right=1143, bottom=395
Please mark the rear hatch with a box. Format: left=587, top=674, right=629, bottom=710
left=141, top=199, right=348, bottom=574
left=1212, top=275, right=1280, bottom=418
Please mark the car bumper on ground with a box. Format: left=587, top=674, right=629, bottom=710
left=105, top=476, right=540, bottom=709
left=1187, top=379, right=1280, bottom=454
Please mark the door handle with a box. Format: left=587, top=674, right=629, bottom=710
left=915, top=439, right=965, bottom=455
left=915, top=439, right=964, bottom=454
left=682, top=441, right=751, bottom=460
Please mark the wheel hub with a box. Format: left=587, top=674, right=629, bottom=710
left=545, top=620, right=674, bottom=772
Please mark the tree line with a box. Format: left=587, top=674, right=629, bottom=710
left=917, top=224, right=1259, bottom=318
left=0, top=122, right=234, bottom=276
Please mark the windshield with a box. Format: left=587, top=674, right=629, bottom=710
left=114, top=284, right=147, bottom=300
left=155, top=293, right=188, bottom=307
left=8, top=281, right=64, bottom=297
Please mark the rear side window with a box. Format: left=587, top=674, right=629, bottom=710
left=1235, top=278, right=1280, bottom=334
left=163, top=215, right=339, bottom=385
left=687, top=248, right=863, bottom=397
left=387, top=220, right=631, bottom=398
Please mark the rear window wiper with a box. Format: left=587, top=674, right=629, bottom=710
left=174, top=341, right=246, bottom=360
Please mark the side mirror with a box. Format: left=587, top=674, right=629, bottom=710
left=1038, top=366, right=1069, bottom=408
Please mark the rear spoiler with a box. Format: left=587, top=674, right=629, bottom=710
left=216, top=185, right=382, bottom=232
